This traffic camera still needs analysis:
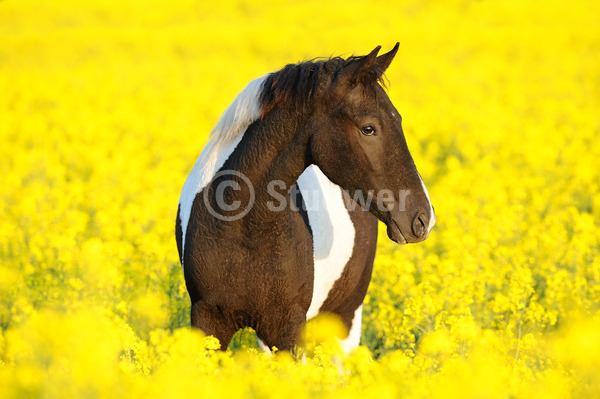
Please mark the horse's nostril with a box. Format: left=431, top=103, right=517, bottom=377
left=412, top=213, right=426, bottom=238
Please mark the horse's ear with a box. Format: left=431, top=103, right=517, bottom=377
left=329, top=46, right=381, bottom=100
left=352, top=45, right=382, bottom=83
left=374, top=42, right=399, bottom=76
left=335, top=45, right=381, bottom=87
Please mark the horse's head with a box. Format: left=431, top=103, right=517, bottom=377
left=309, top=43, right=435, bottom=244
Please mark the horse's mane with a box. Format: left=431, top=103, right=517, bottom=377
left=259, top=58, right=339, bottom=118
left=260, top=55, right=388, bottom=118
left=208, top=53, right=387, bottom=147
left=206, top=75, right=266, bottom=147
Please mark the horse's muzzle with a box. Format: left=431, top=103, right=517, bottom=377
left=387, top=219, right=407, bottom=244
left=386, top=209, right=434, bottom=244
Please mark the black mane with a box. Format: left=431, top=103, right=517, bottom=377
left=259, top=54, right=387, bottom=118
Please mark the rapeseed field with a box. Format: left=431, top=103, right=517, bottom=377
left=1, top=0, right=599, bottom=397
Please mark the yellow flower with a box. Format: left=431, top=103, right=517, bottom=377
left=1, top=0, right=599, bottom=396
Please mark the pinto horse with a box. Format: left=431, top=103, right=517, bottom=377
left=176, top=44, right=435, bottom=352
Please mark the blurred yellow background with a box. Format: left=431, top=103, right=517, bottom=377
left=1, top=0, right=599, bottom=397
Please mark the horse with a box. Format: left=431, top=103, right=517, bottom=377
left=175, top=43, right=435, bottom=352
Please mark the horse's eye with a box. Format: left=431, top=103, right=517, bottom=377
left=361, top=125, right=376, bottom=136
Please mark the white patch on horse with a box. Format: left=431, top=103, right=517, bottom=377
left=257, top=337, right=272, bottom=355
left=298, top=166, right=356, bottom=320
left=340, top=304, right=362, bottom=353
left=178, top=76, right=267, bottom=270
left=417, top=172, right=436, bottom=231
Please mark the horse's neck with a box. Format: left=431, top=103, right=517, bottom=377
left=230, top=109, right=313, bottom=201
